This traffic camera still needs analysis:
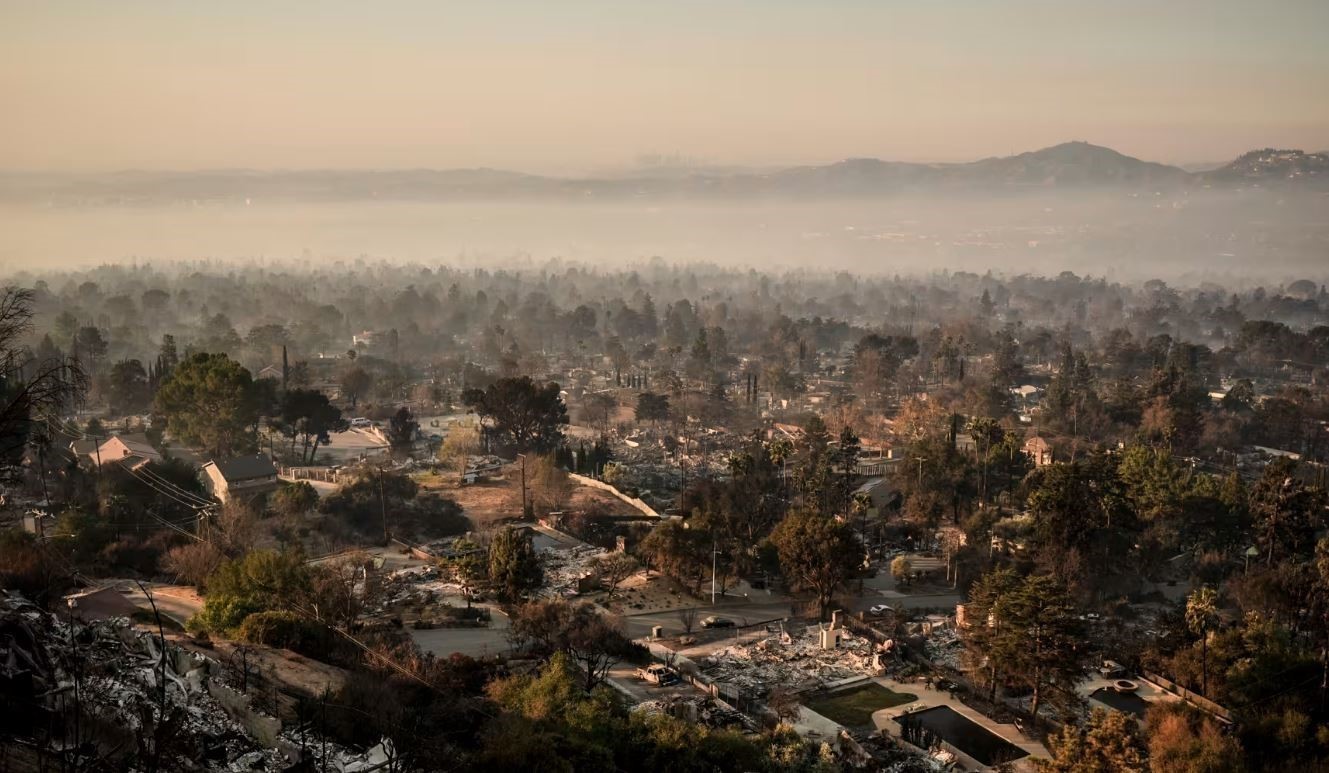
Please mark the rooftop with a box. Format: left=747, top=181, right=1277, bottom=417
left=205, top=454, right=279, bottom=482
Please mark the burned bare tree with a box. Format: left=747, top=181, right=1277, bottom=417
left=677, top=605, right=699, bottom=634
left=0, top=287, right=86, bottom=474
left=508, top=599, right=632, bottom=691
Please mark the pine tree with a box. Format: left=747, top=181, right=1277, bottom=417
left=488, top=526, right=543, bottom=602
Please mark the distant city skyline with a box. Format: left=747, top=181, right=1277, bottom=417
left=3, top=1, right=1328, bottom=173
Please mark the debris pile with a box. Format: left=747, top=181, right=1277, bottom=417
left=854, top=733, right=960, bottom=772
left=414, top=536, right=485, bottom=561
left=633, top=694, right=756, bottom=731
left=538, top=543, right=607, bottom=598
left=379, top=564, right=466, bottom=608
left=698, top=624, right=884, bottom=694
left=921, top=627, right=963, bottom=670
left=606, top=428, right=743, bottom=508
left=0, top=590, right=387, bottom=772
left=461, top=455, right=508, bottom=481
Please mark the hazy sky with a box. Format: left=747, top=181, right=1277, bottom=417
left=3, top=0, right=1328, bottom=173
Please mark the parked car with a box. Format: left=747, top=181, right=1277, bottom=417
left=868, top=604, right=893, bottom=616
left=349, top=418, right=372, bottom=428
left=636, top=663, right=680, bottom=686
left=701, top=616, right=735, bottom=629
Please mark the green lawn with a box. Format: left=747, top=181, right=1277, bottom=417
left=804, top=683, right=917, bottom=728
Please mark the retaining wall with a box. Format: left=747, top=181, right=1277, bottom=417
left=1141, top=671, right=1233, bottom=723
left=568, top=473, right=659, bottom=517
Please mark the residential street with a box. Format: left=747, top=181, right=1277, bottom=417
left=410, top=606, right=512, bottom=658
left=123, top=583, right=204, bottom=627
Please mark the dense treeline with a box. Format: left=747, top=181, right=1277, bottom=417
left=7, top=262, right=1327, bottom=393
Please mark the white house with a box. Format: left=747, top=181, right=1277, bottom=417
left=201, top=455, right=280, bottom=503
left=93, top=433, right=163, bottom=471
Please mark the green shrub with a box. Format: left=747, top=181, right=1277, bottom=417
left=189, top=593, right=264, bottom=634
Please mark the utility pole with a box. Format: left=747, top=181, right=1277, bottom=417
left=92, top=425, right=103, bottom=482
left=711, top=541, right=718, bottom=605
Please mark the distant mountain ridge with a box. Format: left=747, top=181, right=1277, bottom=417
left=1200, top=148, right=1328, bottom=185
left=2, top=142, right=1323, bottom=203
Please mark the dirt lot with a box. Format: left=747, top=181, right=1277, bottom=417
left=587, top=571, right=698, bottom=614
left=414, top=473, right=518, bottom=529
left=414, top=467, right=630, bottom=531
left=566, top=483, right=629, bottom=512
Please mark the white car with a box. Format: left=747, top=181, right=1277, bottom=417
left=868, top=604, right=894, bottom=616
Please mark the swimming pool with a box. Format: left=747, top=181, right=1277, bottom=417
left=897, top=705, right=1027, bottom=766
left=1089, top=687, right=1152, bottom=718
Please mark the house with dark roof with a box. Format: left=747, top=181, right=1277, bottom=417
left=69, top=437, right=99, bottom=466
left=201, top=454, right=280, bottom=503
left=852, top=477, right=900, bottom=517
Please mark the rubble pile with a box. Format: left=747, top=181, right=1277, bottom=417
left=633, top=694, right=756, bottom=731
left=414, top=535, right=483, bottom=559
left=608, top=429, right=743, bottom=508
left=921, top=627, right=963, bottom=670
left=0, top=590, right=385, bottom=772
left=699, top=625, right=882, bottom=695
left=538, top=543, right=607, bottom=597
left=378, top=564, right=466, bottom=609
left=854, top=734, right=953, bottom=773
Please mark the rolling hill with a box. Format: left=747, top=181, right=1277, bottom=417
left=3, top=142, right=1323, bottom=204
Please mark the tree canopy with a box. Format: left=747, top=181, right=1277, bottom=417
left=154, top=351, right=260, bottom=457
left=463, top=376, right=568, bottom=455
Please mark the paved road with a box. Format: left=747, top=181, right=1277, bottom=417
left=123, top=583, right=204, bottom=627
left=319, top=427, right=390, bottom=462
left=625, top=599, right=801, bottom=640
left=845, top=590, right=962, bottom=613
left=607, top=664, right=705, bottom=705
left=409, top=607, right=512, bottom=658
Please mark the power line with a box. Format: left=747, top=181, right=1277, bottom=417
left=142, top=508, right=205, bottom=542
left=44, top=415, right=89, bottom=439
left=135, top=463, right=215, bottom=507
left=122, top=463, right=213, bottom=512
left=122, top=466, right=218, bottom=517
left=40, top=413, right=217, bottom=508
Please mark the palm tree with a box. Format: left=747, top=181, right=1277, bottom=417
left=968, top=417, right=1000, bottom=505
left=1186, top=586, right=1219, bottom=697
left=851, top=491, right=874, bottom=546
